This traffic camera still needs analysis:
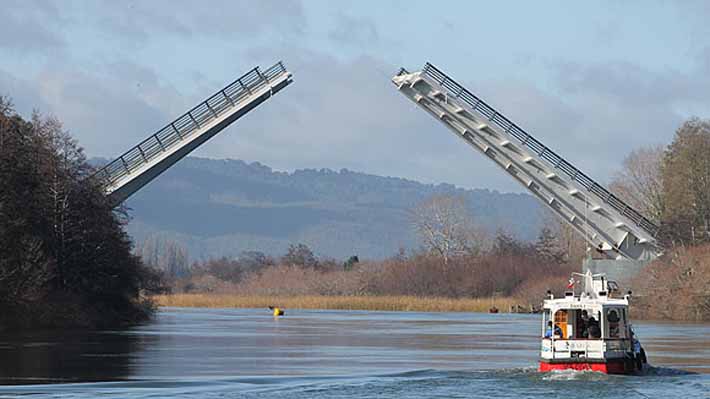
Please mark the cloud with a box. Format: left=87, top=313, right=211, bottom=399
left=192, top=48, right=527, bottom=192
left=459, top=58, right=709, bottom=186
left=92, top=0, right=306, bottom=41
left=3, top=1, right=710, bottom=196
left=546, top=60, right=710, bottom=179
left=0, top=0, right=306, bottom=55
left=0, top=0, right=66, bottom=52
left=2, top=60, right=190, bottom=158
left=0, top=69, right=49, bottom=114
left=328, top=14, right=379, bottom=46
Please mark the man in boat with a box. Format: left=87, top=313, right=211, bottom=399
left=586, top=316, right=601, bottom=339
left=544, top=321, right=563, bottom=338
left=578, top=310, right=590, bottom=338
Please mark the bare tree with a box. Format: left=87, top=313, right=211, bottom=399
left=1, top=102, right=160, bottom=328
left=609, top=144, right=665, bottom=224
left=409, top=194, right=483, bottom=265
left=540, top=211, right=587, bottom=264
left=282, top=243, right=319, bottom=268
left=136, top=236, right=190, bottom=279
left=534, top=227, right=566, bottom=264
left=661, top=118, right=710, bottom=245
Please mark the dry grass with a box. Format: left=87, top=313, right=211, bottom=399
left=153, top=294, right=518, bottom=313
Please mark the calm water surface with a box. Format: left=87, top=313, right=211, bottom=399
left=0, top=308, right=708, bottom=398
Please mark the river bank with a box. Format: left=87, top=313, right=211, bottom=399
left=152, top=294, right=518, bottom=313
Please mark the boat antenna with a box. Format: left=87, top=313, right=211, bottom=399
left=584, top=194, right=591, bottom=258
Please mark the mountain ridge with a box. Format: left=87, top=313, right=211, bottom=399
left=112, top=156, right=545, bottom=260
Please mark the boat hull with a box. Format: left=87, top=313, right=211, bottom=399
left=539, top=357, right=641, bottom=374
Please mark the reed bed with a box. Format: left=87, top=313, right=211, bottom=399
left=153, top=294, right=517, bottom=313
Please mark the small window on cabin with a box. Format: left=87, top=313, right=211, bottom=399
left=554, top=310, right=568, bottom=339
left=542, top=309, right=552, bottom=337
left=607, top=309, right=620, bottom=338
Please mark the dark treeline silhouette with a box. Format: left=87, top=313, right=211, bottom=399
left=0, top=98, right=161, bottom=330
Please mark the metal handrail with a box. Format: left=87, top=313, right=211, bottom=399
left=418, top=62, right=659, bottom=238
left=95, top=61, right=289, bottom=186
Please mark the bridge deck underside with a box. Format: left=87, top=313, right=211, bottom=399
left=393, top=64, right=660, bottom=261
left=97, top=62, right=292, bottom=206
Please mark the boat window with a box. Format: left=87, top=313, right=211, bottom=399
left=554, top=310, right=568, bottom=339
left=582, top=311, right=602, bottom=339
left=542, top=309, right=551, bottom=338
left=607, top=309, right=621, bottom=338
left=607, top=309, right=620, bottom=322
left=575, top=309, right=587, bottom=339
left=575, top=309, right=601, bottom=339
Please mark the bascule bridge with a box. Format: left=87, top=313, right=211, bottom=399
left=391, top=63, right=662, bottom=284
left=95, top=61, right=292, bottom=206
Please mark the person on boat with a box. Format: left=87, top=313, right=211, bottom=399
left=586, top=316, right=601, bottom=339
left=544, top=321, right=563, bottom=338
left=607, top=309, right=620, bottom=338
left=578, top=310, right=590, bottom=338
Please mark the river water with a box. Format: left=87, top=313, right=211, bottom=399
left=0, top=308, right=708, bottom=398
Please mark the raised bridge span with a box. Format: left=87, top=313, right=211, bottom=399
left=95, top=61, right=292, bottom=206
left=392, top=63, right=662, bottom=262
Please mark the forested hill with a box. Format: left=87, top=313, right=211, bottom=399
left=112, top=157, right=544, bottom=260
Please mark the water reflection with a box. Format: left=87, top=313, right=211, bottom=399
left=1, top=308, right=709, bottom=387
left=0, top=328, right=153, bottom=385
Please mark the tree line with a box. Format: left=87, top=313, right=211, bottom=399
left=150, top=224, right=575, bottom=305
left=0, top=98, right=161, bottom=330
left=151, top=116, right=710, bottom=321
left=611, top=118, right=710, bottom=246
left=610, top=117, right=710, bottom=321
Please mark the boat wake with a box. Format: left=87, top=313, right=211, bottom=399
left=0, top=366, right=705, bottom=399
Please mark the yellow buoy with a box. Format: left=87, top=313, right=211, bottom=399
left=268, top=306, right=284, bottom=316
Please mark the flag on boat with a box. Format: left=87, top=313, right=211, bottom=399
left=567, top=277, right=575, bottom=289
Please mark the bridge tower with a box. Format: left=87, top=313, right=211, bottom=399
left=95, top=61, right=292, bottom=206
left=392, top=63, right=662, bottom=265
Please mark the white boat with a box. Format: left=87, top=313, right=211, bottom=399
left=539, top=271, right=647, bottom=374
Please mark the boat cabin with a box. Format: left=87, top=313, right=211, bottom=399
left=539, top=272, right=642, bottom=373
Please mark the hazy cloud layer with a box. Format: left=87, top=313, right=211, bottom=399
left=328, top=14, right=379, bottom=46
left=91, top=1, right=306, bottom=40
left=2, top=1, right=710, bottom=194
left=0, top=0, right=66, bottom=52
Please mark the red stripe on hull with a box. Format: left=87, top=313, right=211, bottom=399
left=539, top=360, right=632, bottom=374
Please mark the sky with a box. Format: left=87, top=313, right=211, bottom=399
left=2, top=0, right=710, bottom=193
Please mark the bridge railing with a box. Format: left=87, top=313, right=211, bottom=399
left=411, top=62, right=659, bottom=238
left=95, top=61, right=288, bottom=187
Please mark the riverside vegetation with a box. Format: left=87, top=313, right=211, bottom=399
left=151, top=236, right=580, bottom=313
left=151, top=117, right=710, bottom=320
left=154, top=294, right=517, bottom=313
left=2, top=94, right=709, bottom=327
left=0, top=98, right=162, bottom=330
